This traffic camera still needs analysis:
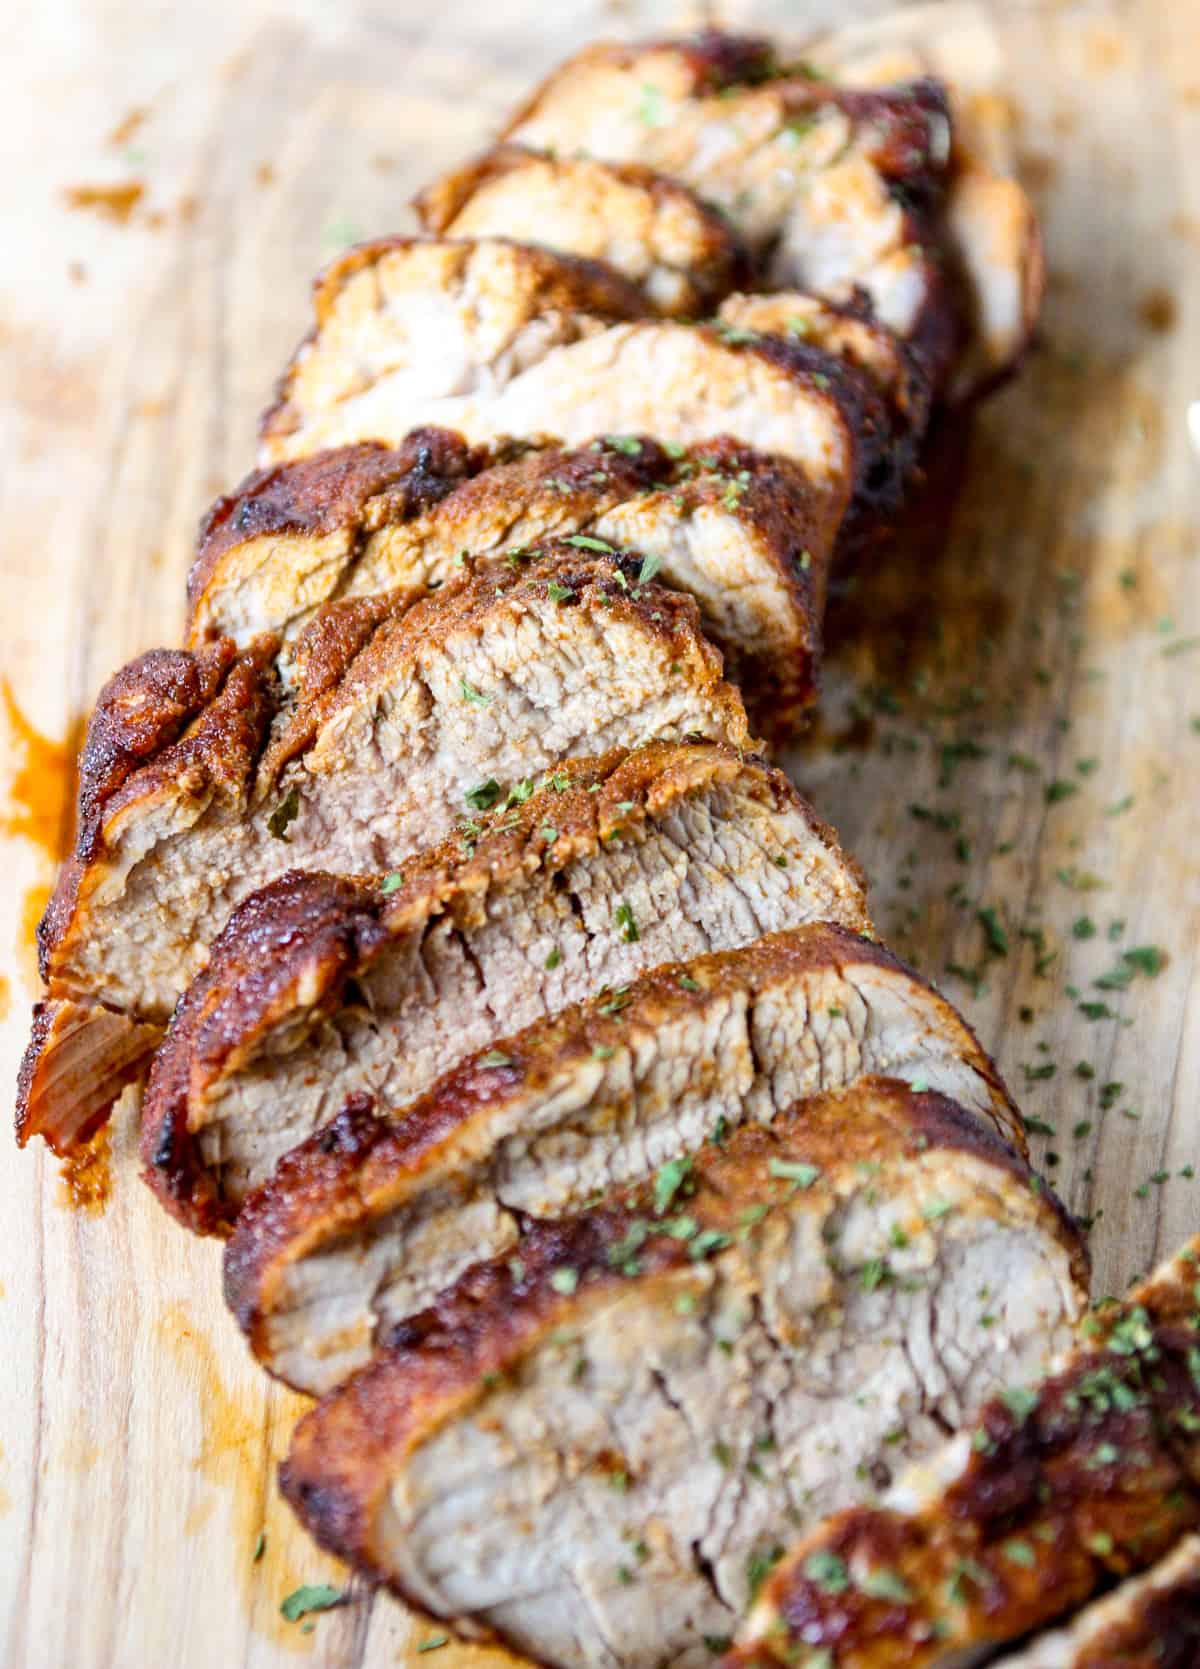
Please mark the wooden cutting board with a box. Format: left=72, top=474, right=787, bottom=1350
left=1, top=1, right=1197, bottom=1664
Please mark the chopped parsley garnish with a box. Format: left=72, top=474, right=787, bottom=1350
left=252, top=1531, right=266, bottom=1562
left=562, top=533, right=614, bottom=553
left=547, top=580, right=574, bottom=603
left=464, top=778, right=503, bottom=811
left=478, top=1050, right=513, bottom=1069
left=459, top=676, right=492, bottom=706
left=860, top=1568, right=913, bottom=1604
left=654, top=1156, right=693, bottom=1216
left=746, top=1546, right=785, bottom=1601
left=280, top=1584, right=343, bottom=1622
left=379, top=871, right=404, bottom=895
left=549, top=1268, right=579, bottom=1295
left=605, top=435, right=643, bottom=455
left=1000, top=1386, right=1039, bottom=1423
left=615, top=900, right=639, bottom=942
left=768, top=1159, right=820, bottom=1189
left=636, top=551, right=663, bottom=588
left=803, top=1550, right=849, bottom=1594
left=267, top=787, right=300, bottom=840
left=977, top=907, right=1009, bottom=956
left=416, top=1636, right=450, bottom=1654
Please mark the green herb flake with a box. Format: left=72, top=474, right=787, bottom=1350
left=379, top=871, right=404, bottom=895
left=267, top=787, right=300, bottom=840
left=1001, top=1387, right=1039, bottom=1423
left=654, top=1156, right=694, bottom=1216
left=860, top=1568, right=913, bottom=1604
left=252, top=1531, right=266, bottom=1563
left=860, top=1258, right=890, bottom=1293
left=977, top=907, right=1009, bottom=956
left=544, top=946, right=562, bottom=971
left=768, top=1158, right=820, bottom=1189
left=417, top=1636, right=450, bottom=1654
left=1002, top=1540, right=1036, bottom=1568
left=547, top=580, right=574, bottom=604
left=280, top=1584, right=343, bottom=1622
left=464, top=777, right=503, bottom=811
left=678, top=974, right=701, bottom=992
left=636, top=551, right=663, bottom=588
left=1045, top=779, right=1078, bottom=804
left=478, top=1050, right=512, bottom=1069
left=746, top=1546, right=785, bottom=1602
left=615, top=900, right=640, bottom=943
left=803, top=1550, right=850, bottom=1595
left=550, top=1267, right=579, bottom=1295
left=459, top=676, right=492, bottom=706
left=592, top=1043, right=616, bottom=1061
left=1072, top=915, right=1097, bottom=940
left=562, top=533, right=614, bottom=553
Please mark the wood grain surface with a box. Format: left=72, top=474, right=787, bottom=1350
left=1, top=1, right=1197, bottom=1665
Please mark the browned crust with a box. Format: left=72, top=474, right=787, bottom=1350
left=14, top=997, right=161, bottom=1151
left=258, top=539, right=751, bottom=787
left=37, top=635, right=281, bottom=982
left=279, top=1081, right=1083, bottom=1597
left=500, top=31, right=783, bottom=139
left=223, top=921, right=1030, bottom=1352
left=186, top=432, right=835, bottom=735
left=1062, top=1541, right=1200, bottom=1669
left=259, top=237, right=650, bottom=451
left=722, top=326, right=910, bottom=549
left=413, top=144, right=749, bottom=308
left=142, top=742, right=859, bottom=1232
left=728, top=1236, right=1200, bottom=1669
left=187, top=430, right=486, bottom=627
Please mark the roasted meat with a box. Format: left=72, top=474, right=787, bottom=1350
left=188, top=433, right=842, bottom=737
left=225, top=923, right=1028, bottom=1395
left=726, top=1236, right=1200, bottom=1669
left=144, top=744, right=870, bottom=1231
left=415, top=147, right=745, bottom=316
left=17, top=547, right=750, bottom=1152
left=279, top=1080, right=1086, bottom=1668
left=992, top=1534, right=1200, bottom=1668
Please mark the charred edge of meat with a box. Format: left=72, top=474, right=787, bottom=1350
left=258, top=236, right=652, bottom=448
left=141, top=745, right=855, bottom=1232
left=36, top=634, right=281, bottom=980
left=277, top=1083, right=1084, bottom=1582
left=15, top=995, right=162, bottom=1151
left=728, top=1238, right=1200, bottom=1669
left=221, top=922, right=1045, bottom=1346
left=501, top=31, right=783, bottom=140
left=1013, top=1536, right=1200, bottom=1669
left=188, top=430, right=487, bottom=623
left=728, top=329, right=909, bottom=548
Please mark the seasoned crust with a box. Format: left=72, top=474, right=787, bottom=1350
left=414, top=146, right=747, bottom=316
left=260, top=237, right=649, bottom=454
left=222, top=922, right=1031, bottom=1386
left=14, top=996, right=161, bottom=1152
left=279, top=1081, right=1086, bottom=1601
left=37, top=635, right=280, bottom=980
left=185, top=431, right=837, bottom=737
left=25, top=539, right=754, bottom=1156
left=143, top=741, right=864, bottom=1231
left=729, top=1235, right=1200, bottom=1669
left=188, top=430, right=486, bottom=631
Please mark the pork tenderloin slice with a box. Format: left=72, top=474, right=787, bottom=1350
left=145, top=742, right=869, bottom=1232
left=280, top=1080, right=1087, bottom=1669
left=414, top=147, right=745, bottom=317
left=188, top=434, right=839, bottom=738
left=803, top=15, right=1046, bottom=400
left=262, top=313, right=900, bottom=548
left=21, top=547, right=749, bottom=1152
left=727, top=1235, right=1200, bottom=1669
left=225, top=921, right=1025, bottom=1396
left=502, top=35, right=956, bottom=374
left=260, top=236, right=646, bottom=456
left=990, top=1534, right=1200, bottom=1669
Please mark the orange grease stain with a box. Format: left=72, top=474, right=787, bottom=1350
left=158, top=1303, right=347, bottom=1651
left=0, top=680, right=80, bottom=861
left=0, top=973, right=10, bottom=1022
left=62, top=182, right=145, bottom=223
left=55, top=1123, right=112, bottom=1216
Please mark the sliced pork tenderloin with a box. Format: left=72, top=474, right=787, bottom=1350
left=727, top=1235, right=1200, bottom=1669
left=414, top=148, right=745, bottom=316
left=187, top=434, right=841, bottom=737
left=991, top=1534, right=1200, bottom=1669
left=279, top=1080, right=1086, bottom=1668
left=501, top=28, right=1041, bottom=396
left=260, top=236, right=646, bottom=454
left=259, top=253, right=905, bottom=547
left=18, top=546, right=750, bottom=1153
left=144, top=743, right=870, bottom=1232
left=225, top=922, right=1026, bottom=1396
